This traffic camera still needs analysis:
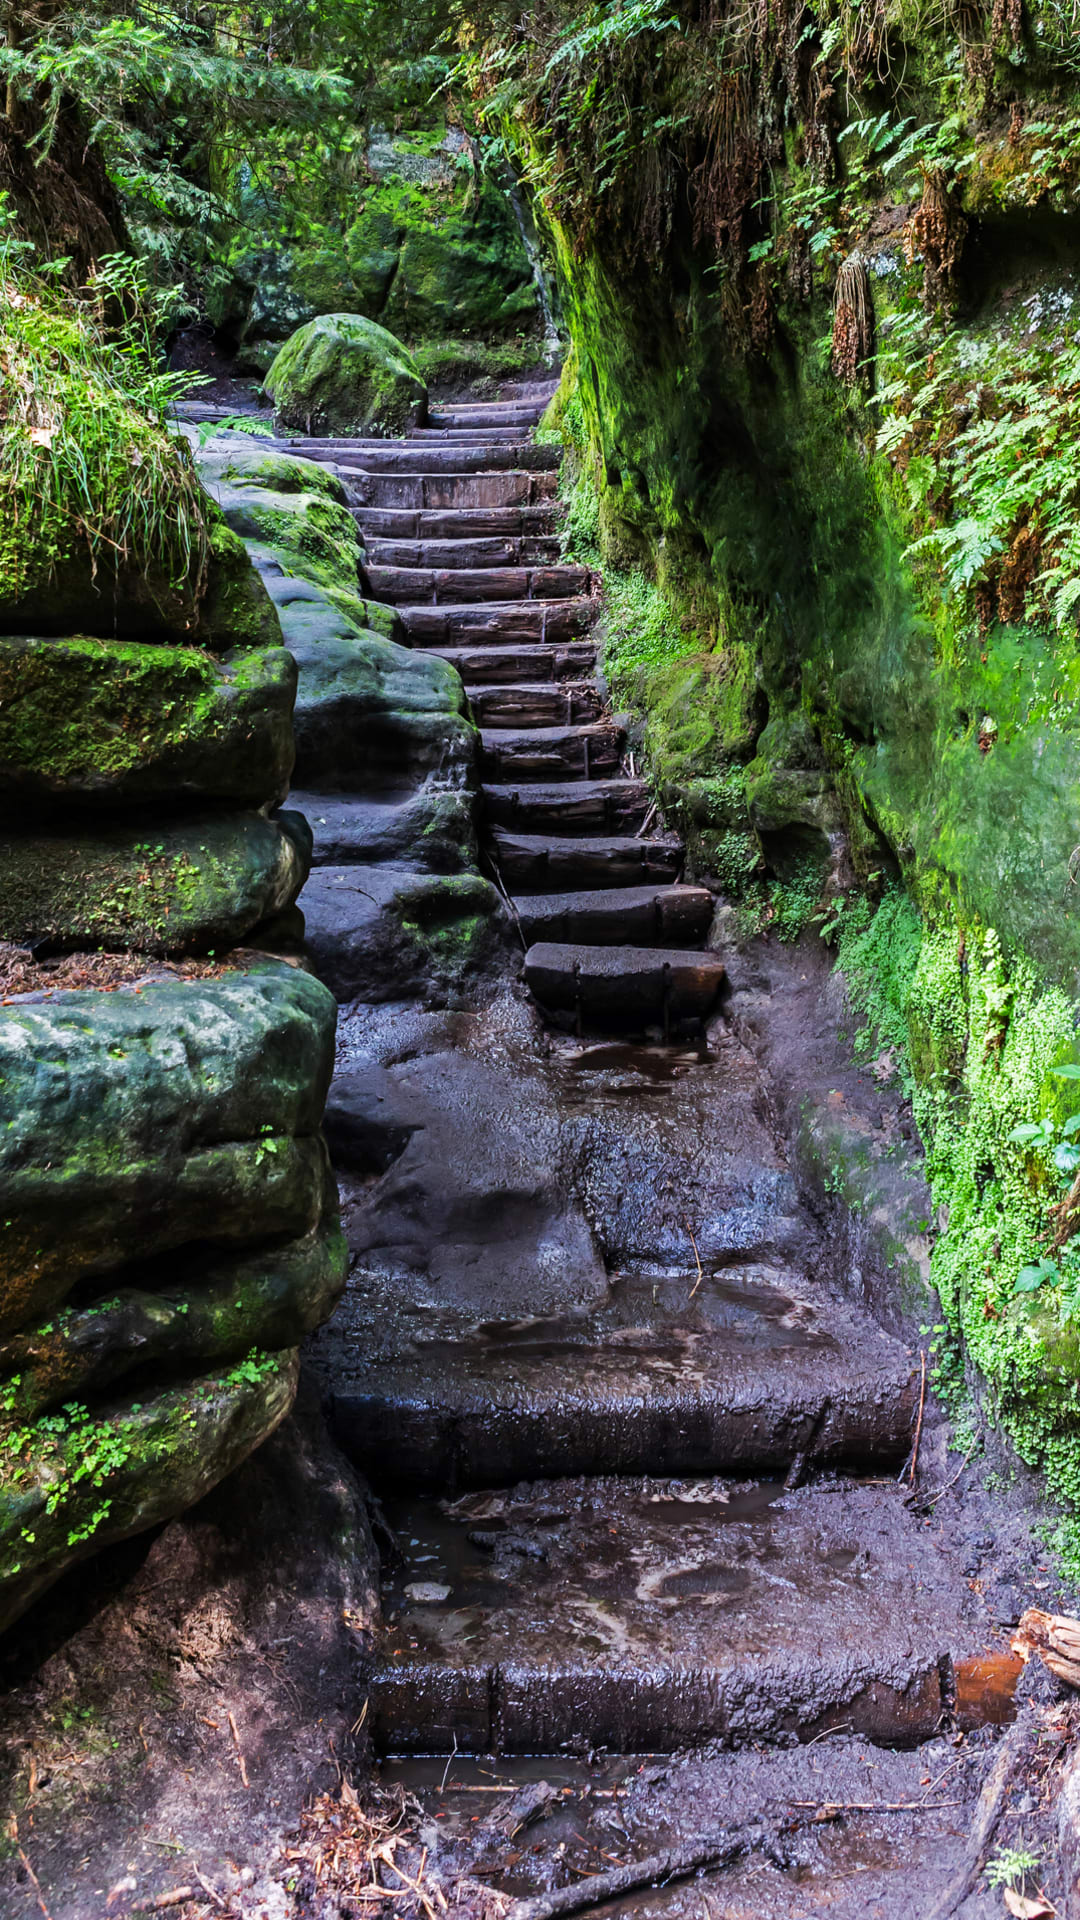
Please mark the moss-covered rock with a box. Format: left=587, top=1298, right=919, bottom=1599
left=301, top=865, right=505, bottom=1004
left=0, top=811, right=309, bottom=956
left=0, top=1178, right=345, bottom=1425
left=284, top=614, right=475, bottom=791
left=265, top=313, right=427, bottom=439
left=0, top=963, right=337, bottom=1332
left=207, top=122, right=542, bottom=373
left=0, top=1349, right=300, bottom=1633
left=0, top=635, right=296, bottom=806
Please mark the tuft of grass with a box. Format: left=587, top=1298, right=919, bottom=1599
left=0, top=229, right=211, bottom=612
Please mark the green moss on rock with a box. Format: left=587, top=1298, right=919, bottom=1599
left=0, top=635, right=295, bottom=806
left=0, top=812, right=308, bottom=957
left=0, top=964, right=337, bottom=1331
left=265, top=313, right=427, bottom=439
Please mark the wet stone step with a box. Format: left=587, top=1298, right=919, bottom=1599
left=493, top=830, right=682, bottom=891
left=345, top=472, right=559, bottom=511
left=366, top=1476, right=980, bottom=1754
left=420, top=643, right=597, bottom=684
left=352, top=504, right=562, bottom=540
left=524, top=941, right=726, bottom=1018
left=403, top=600, right=596, bottom=646
left=467, top=683, right=604, bottom=729
left=480, top=719, right=625, bottom=782
left=324, top=1265, right=917, bottom=1491
left=483, top=778, right=650, bottom=833
left=363, top=536, right=561, bottom=570
left=363, top=564, right=591, bottom=605
left=512, top=884, right=713, bottom=947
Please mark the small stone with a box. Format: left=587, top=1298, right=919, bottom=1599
left=404, top=1581, right=451, bottom=1604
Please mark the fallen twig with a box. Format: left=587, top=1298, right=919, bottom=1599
left=684, top=1218, right=704, bottom=1299
left=788, top=1799, right=960, bottom=1813
left=901, top=1348, right=927, bottom=1487
left=502, top=1813, right=833, bottom=1920
left=130, top=1893, right=197, bottom=1914
left=15, top=1844, right=54, bottom=1920
left=227, top=1711, right=249, bottom=1790
left=908, top=1435, right=979, bottom=1510
left=924, top=1707, right=1034, bottom=1920
left=635, top=800, right=658, bottom=840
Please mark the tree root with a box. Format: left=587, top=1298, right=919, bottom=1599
left=924, top=1706, right=1035, bottom=1920
left=502, top=1812, right=832, bottom=1920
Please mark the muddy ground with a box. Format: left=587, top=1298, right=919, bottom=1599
left=2, top=934, right=1080, bottom=1919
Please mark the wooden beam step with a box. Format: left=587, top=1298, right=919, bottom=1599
left=467, top=682, right=603, bottom=729
left=493, top=830, right=683, bottom=891
left=400, top=599, right=596, bottom=644
left=480, top=720, right=625, bottom=782
left=420, top=642, right=596, bottom=683
left=352, top=505, right=563, bottom=539
left=344, top=471, right=559, bottom=510
left=281, top=441, right=560, bottom=474
left=524, top=941, right=726, bottom=1017
left=483, top=779, right=650, bottom=832
left=364, top=563, right=590, bottom=605
left=364, top=535, right=561, bottom=569
left=512, top=884, right=713, bottom=946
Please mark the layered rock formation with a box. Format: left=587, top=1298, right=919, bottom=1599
left=0, top=423, right=344, bottom=1627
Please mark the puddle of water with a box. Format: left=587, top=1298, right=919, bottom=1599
left=954, top=1648, right=1023, bottom=1729
left=562, top=1042, right=712, bottom=1085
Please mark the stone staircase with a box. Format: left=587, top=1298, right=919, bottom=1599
left=274, top=381, right=727, bottom=1031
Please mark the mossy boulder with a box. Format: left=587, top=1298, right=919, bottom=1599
left=0, top=963, right=337, bottom=1331
left=0, top=1178, right=345, bottom=1427
left=283, top=610, right=475, bottom=790
left=0, top=509, right=281, bottom=652
left=0, top=812, right=309, bottom=957
left=265, top=313, right=427, bottom=439
left=0, top=635, right=296, bottom=807
left=301, top=865, right=505, bottom=1004
left=196, top=436, right=400, bottom=634
left=0, top=1349, right=300, bottom=1633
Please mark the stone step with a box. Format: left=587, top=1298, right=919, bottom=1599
left=345, top=471, right=559, bottom=511
left=483, top=778, right=651, bottom=833
left=363, top=563, right=591, bottom=606
left=364, top=536, right=562, bottom=570
left=291, top=442, right=560, bottom=475
left=353, top=505, right=562, bottom=540
left=401, top=599, right=596, bottom=646
left=480, top=719, right=625, bottom=782
left=524, top=940, right=726, bottom=1018
left=467, top=682, right=604, bottom=729
left=420, top=643, right=597, bottom=684
left=366, top=1475, right=976, bottom=1754
left=321, top=1259, right=916, bottom=1493
left=493, top=830, right=682, bottom=891
left=512, top=884, right=713, bottom=946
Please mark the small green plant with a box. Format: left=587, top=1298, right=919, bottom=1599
left=985, top=1845, right=1041, bottom=1891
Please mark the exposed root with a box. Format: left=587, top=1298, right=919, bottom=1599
left=924, top=1707, right=1036, bottom=1920
left=831, top=253, right=874, bottom=387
